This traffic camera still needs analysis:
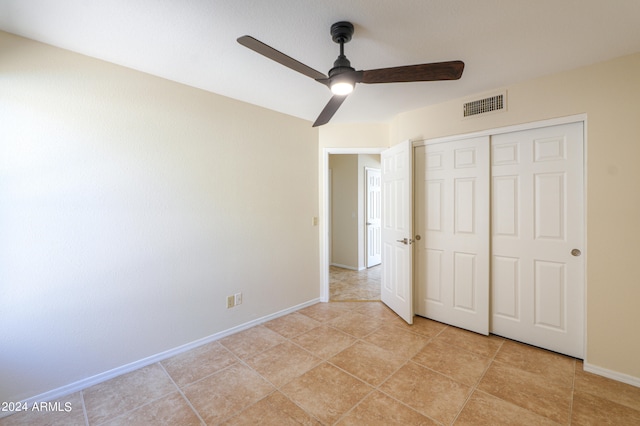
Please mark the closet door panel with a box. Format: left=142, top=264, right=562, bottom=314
left=491, top=122, right=584, bottom=358
left=415, top=136, right=490, bottom=335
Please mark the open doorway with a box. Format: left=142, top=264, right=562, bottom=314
left=327, top=153, right=381, bottom=301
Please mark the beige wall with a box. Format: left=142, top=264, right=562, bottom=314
left=390, top=52, right=640, bottom=381
left=319, top=123, right=390, bottom=149
left=0, top=32, right=320, bottom=403
left=329, top=154, right=359, bottom=269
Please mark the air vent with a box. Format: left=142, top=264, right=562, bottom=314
left=463, top=92, right=506, bottom=118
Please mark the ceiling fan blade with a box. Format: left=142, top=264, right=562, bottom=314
left=237, top=35, right=327, bottom=81
left=361, top=61, right=464, bottom=84
left=313, top=94, right=348, bottom=127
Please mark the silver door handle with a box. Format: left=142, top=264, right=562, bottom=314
left=571, top=249, right=581, bottom=257
left=396, top=238, right=414, bottom=245
left=366, top=222, right=372, bottom=225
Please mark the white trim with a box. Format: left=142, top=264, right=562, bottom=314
left=583, top=362, right=640, bottom=388
left=321, top=147, right=386, bottom=302
left=8, top=297, right=320, bottom=415
left=413, top=114, right=588, bottom=147
left=364, top=166, right=382, bottom=269
left=325, top=148, right=387, bottom=155
left=581, top=118, right=589, bottom=366
left=330, top=263, right=359, bottom=271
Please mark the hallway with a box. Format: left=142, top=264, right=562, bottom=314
left=329, top=265, right=381, bottom=301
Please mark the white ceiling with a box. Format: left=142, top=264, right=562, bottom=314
left=2, top=0, right=640, bottom=125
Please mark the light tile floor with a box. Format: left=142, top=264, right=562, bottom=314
left=3, top=301, right=640, bottom=425
left=330, top=265, right=381, bottom=301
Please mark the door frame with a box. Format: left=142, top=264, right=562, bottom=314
left=365, top=166, right=382, bottom=268
left=321, top=148, right=386, bottom=302
left=415, top=114, right=587, bottom=148
left=319, top=114, right=588, bottom=350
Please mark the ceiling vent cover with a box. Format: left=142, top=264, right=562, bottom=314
left=463, top=92, right=506, bottom=117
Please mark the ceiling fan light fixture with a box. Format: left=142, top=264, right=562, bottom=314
left=331, top=80, right=354, bottom=95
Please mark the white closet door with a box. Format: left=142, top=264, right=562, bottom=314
left=415, top=136, right=490, bottom=335
left=491, top=122, right=584, bottom=358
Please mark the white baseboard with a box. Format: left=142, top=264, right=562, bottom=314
left=583, top=362, right=640, bottom=388
left=9, top=298, right=321, bottom=416
left=330, top=263, right=358, bottom=270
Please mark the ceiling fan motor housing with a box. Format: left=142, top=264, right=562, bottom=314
left=329, top=21, right=356, bottom=79
left=329, top=56, right=353, bottom=77
left=330, top=21, right=354, bottom=44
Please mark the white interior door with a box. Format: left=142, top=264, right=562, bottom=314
left=381, top=140, right=413, bottom=324
left=415, top=136, right=490, bottom=335
left=491, top=122, right=584, bottom=358
left=365, top=168, right=382, bottom=267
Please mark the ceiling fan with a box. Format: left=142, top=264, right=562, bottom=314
left=237, top=21, right=464, bottom=127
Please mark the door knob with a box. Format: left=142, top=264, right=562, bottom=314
left=415, top=235, right=421, bottom=241
left=396, top=238, right=414, bottom=245
left=571, top=249, right=581, bottom=257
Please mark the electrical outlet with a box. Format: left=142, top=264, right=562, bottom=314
left=234, top=292, right=242, bottom=305
left=226, top=295, right=235, bottom=309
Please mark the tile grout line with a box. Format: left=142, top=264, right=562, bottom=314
left=320, top=314, right=458, bottom=424
left=567, top=358, right=578, bottom=425
left=269, top=308, right=385, bottom=425
left=88, top=363, right=187, bottom=426
left=90, top=390, right=179, bottom=425
left=286, top=319, right=380, bottom=425
left=172, top=357, right=239, bottom=390
left=329, top=386, right=378, bottom=425
left=216, top=331, right=326, bottom=425
left=329, top=329, right=444, bottom=425
left=79, top=389, right=90, bottom=426
left=379, top=330, right=443, bottom=424
left=368, top=357, right=444, bottom=426
left=326, top=348, right=399, bottom=425
left=156, top=362, right=207, bottom=426
left=447, top=336, right=505, bottom=425
left=269, top=328, right=359, bottom=425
